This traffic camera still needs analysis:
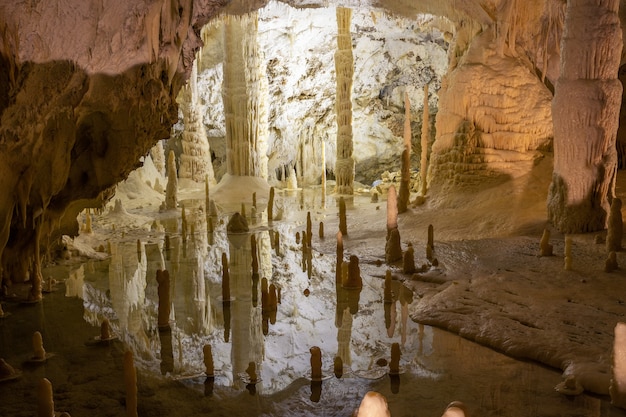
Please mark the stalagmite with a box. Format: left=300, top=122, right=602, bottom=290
left=540, top=229, right=553, bottom=256
left=607, top=198, right=623, bottom=253
left=204, top=345, right=214, bottom=376
left=387, top=186, right=398, bottom=233
left=321, top=141, right=327, bottom=205
left=403, top=243, right=416, bottom=274
left=564, top=236, right=572, bottom=271
left=222, top=12, right=269, bottom=179
left=334, top=7, right=355, bottom=195
left=150, top=141, right=166, bottom=178
left=100, top=318, right=113, bottom=341
left=306, top=212, right=312, bottom=247
left=420, top=84, right=430, bottom=196
left=611, top=322, right=626, bottom=408
left=339, top=197, right=348, bottom=236
left=398, top=92, right=411, bottom=213
left=124, top=350, right=138, bottom=417
left=547, top=0, right=622, bottom=233
left=165, top=150, right=178, bottom=210
left=605, top=251, right=618, bottom=273
left=37, top=378, right=55, bottom=417
left=222, top=253, right=230, bottom=301
left=310, top=346, right=323, bottom=381
left=178, top=59, right=215, bottom=183
left=389, top=342, right=401, bottom=375
left=428, top=224, right=434, bottom=250
left=355, top=391, right=391, bottom=417
left=246, top=362, right=258, bottom=383
left=32, top=331, right=46, bottom=360
left=319, top=222, right=324, bottom=239
left=156, top=270, right=171, bottom=329
left=268, top=187, right=275, bottom=223
left=386, top=186, right=402, bottom=263
left=334, top=356, right=343, bottom=378
left=84, top=209, right=92, bottom=233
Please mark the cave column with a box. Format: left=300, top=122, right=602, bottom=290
left=334, top=7, right=355, bottom=195
left=222, top=12, right=268, bottom=179
left=178, top=59, right=215, bottom=184
left=547, top=0, right=622, bottom=232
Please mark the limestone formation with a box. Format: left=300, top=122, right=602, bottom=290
left=564, top=236, right=572, bottom=271
left=540, top=229, right=553, bottom=257
left=333, top=356, right=343, bottom=379
left=165, top=150, right=178, bottom=210
left=605, top=252, right=619, bottom=273
left=339, top=197, right=348, bottom=236
left=221, top=253, right=230, bottom=301
left=385, top=186, right=402, bottom=263
left=222, top=12, right=268, bottom=179
left=420, top=83, right=430, bottom=196
left=32, top=331, right=46, bottom=361
left=334, top=7, right=355, bottom=195
left=310, top=346, right=322, bottom=381
left=178, top=59, right=215, bottom=183
left=37, top=378, right=56, bottom=417
left=343, top=255, right=362, bottom=289
left=398, top=92, right=411, bottom=213
left=150, top=141, right=166, bottom=178
left=389, top=342, right=401, bottom=375
left=547, top=0, right=622, bottom=233
left=611, top=322, right=626, bottom=407
left=607, top=198, right=623, bottom=253
left=227, top=212, right=249, bottom=233
left=268, top=187, right=275, bottom=223
left=403, top=243, right=416, bottom=274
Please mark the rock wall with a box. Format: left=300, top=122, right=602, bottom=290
left=0, top=0, right=227, bottom=289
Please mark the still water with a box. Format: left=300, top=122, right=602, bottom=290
left=0, top=191, right=624, bottom=417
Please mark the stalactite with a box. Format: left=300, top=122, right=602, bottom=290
left=334, top=7, right=355, bottom=195
left=398, top=92, right=411, bottom=213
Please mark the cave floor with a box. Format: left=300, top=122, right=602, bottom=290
left=2, top=157, right=626, bottom=416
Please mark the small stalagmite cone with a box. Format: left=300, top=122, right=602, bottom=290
left=540, top=229, right=553, bottom=256
left=246, top=361, right=258, bottom=383
left=389, top=342, right=401, bottom=375
left=319, top=221, right=324, bottom=239
left=100, top=318, right=112, bottom=340
left=37, top=377, right=55, bottom=417
left=310, top=346, right=322, bottom=381
left=33, top=331, right=46, bottom=360
left=334, top=356, right=343, bottom=379
left=124, top=350, right=138, bottom=417
left=203, top=345, right=214, bottom=376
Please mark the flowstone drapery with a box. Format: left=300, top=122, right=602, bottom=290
left=547, top=0, right=622, bottom=233
left=334, top=7, right=355, bottom=195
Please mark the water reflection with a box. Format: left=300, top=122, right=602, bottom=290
left=53, top=190, right=626, bottom=416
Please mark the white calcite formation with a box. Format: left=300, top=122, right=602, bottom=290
left=222, top=12, right=269, bottom=179
left=334, top=6, right=356, bottom=195
left=547, top=0, right=623, bottom=233
left=177, top=60, right=215, bottom=184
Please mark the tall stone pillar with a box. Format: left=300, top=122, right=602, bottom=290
left=178, top=59, right=215, bottom=184
left=222, top=12, right=268, bottom=179
left=548, top=0, right=622, bottom=233
left=334, top=7, right=355, bottom=195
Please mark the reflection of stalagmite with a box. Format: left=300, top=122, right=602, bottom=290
left=165, top=150, right=178, bottom=210
left=124, top=350, right=138, bottom=417
left=156, top=270, right=171, bottom=329
left=222, top=12, right=268, bottom=179
left=607, top=198, right=623, bottom=252
left=159, top=328, right=174, bottom=375
left=337, top=306, right=352, bottom=367
left=334, top=7, right=355, bottom=194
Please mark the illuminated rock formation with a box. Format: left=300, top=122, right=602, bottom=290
left=398, top=92, right=411, bottom=213
left=222, top=12, right=268, bottom=179
left=334, top=7, right=355, bottom=195
left=178, top=59, right=215, bottom=183
left=547, top=0, right=622, bottom=233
